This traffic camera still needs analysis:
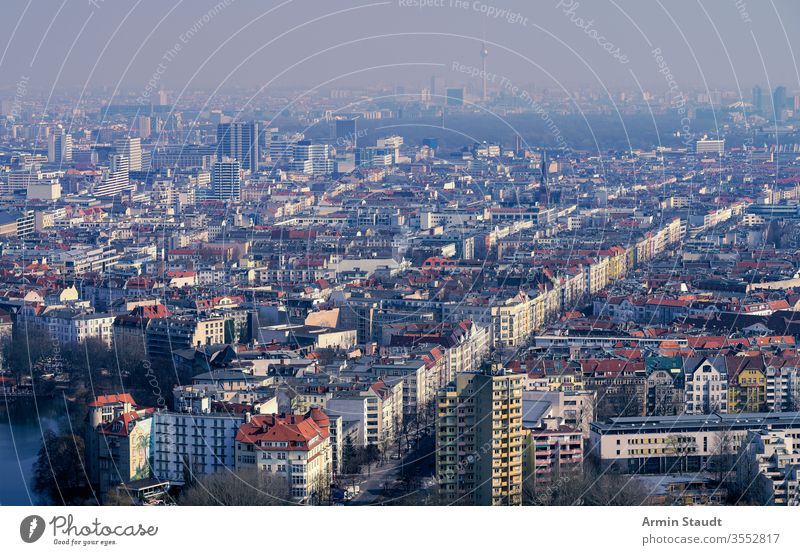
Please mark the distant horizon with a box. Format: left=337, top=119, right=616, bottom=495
left=0, top=0, right=798, bottom=93
left=2, top=83, right=797, bottom=94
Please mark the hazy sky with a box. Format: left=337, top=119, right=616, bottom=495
left=0, top=0, right=798, bottom=96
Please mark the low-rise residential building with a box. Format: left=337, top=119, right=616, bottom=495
left=235, top=408, right=332, bottom=504
left=728, top=355, right=767, bottom=413
left=257, top=324, right=357, bottom=350
left=325, top=379, right=402, bottom=450
left=35, top=308, right=115, bottom=346
left=737, top=430, right=800, bottom=505
left=645, top=356, right=685, bottom=416
left=524, top=416, right=583, bottom=487
left=683, top=356, right=728, bottom=415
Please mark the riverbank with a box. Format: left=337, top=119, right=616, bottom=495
left=0, top=396, right=70, bottom=505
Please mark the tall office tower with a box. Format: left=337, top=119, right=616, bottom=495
left=0, top=100, right=13, bottom=117
left=47, top=126, right=73, bottom=164
left=538, top=151, right=549, bottom=206
left=773, top=86, right=787, bottom=119
left=135, top=116, right=151, bottom=139
left=445, top=87, right=465, bottom=107
left=217, top=121, right=259, bottom=173
left=269, top=137, right=297, bottom=163
left=419, top=87, right=432, bottom=103
left=436, top=364, right=524, bottom=506
left=752, top=85, right=763, bottom=115
left=540, top=151, right=549, bottom=185
left=157, top=89, right=168, bottom=106
left=431, top=75, right=446, bottom=104
left=94, top=154, right=130, bottom=197
left=261, top=126, right=276, bottom=161
left=115, top=137, right=142, bottom=172
left=212, top=158, right=242, bottom=201
left=292, top=140, right=334, bottom=176
left=480, top=42, right=489, bottom=103
left=333, top=117, right=358, bottom=147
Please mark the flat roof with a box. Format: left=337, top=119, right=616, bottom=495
left=592, top=411, right=800, bottom=435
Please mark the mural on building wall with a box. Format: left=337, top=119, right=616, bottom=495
left=129, top=418, right=152, bottom=481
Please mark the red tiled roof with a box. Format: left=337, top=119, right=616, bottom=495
left=236, top=410, right=329, bottom=450
left=88, top=393, right=136, bottom=407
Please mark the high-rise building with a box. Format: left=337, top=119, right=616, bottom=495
left=115, top=137, right=142, bottom=172
left=48, top=126, right=73, bottom=164
left=445, top=87, right=465, bottom=107
left=217, top=121, right=259, bottom=173
left=135, top=116, right=151, bottom=139
left=752, top=85, right=763, bottom=115
left=773, top=86, right=786, bottom=120
left=269, top=133, right=302, bottom=163
left=377, top=135, right=403, bottom=162
left=94, top=154, right=131, bottom=197
left=292, top=140, right=334, bottom=176
left=419, top=87, right=432, bottom=103
left=356, top=136, right=404, bottom=168
left=430, top=76, right=445, bottom=103
left=333, top=118, right=358, bottom=147
left=436, top=363, right=524, bottom=505
left=212, top=157, right=242, bottom=201
left=538, top=151, right=550, bottom=206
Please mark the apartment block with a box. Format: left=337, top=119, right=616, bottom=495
left=436, top=364, right=524, bottom=505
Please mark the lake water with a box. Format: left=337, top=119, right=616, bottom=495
left=0, top=397, right=69, bottom=505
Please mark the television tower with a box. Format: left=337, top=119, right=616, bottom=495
left=480, top=42, right=489, bottom=103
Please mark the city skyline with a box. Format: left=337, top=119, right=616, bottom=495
left=3, top=0, right=800, bottom=531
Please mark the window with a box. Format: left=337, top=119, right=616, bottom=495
left=291, top=487, right=306, bottom=498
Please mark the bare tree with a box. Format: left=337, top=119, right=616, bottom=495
left=524, top=463, right=648, bottom=506
left=178, top=469, right=291, bottom=506
left=310, top=469, right=332, bottom=505
left=664, top=434, right=695, bottom=475
left=731, top=437, right=770, bottom=506
left=709, top=426, right=737, bottom=485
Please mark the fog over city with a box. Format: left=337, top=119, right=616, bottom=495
left=0, top=0, right=797, bottom=92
